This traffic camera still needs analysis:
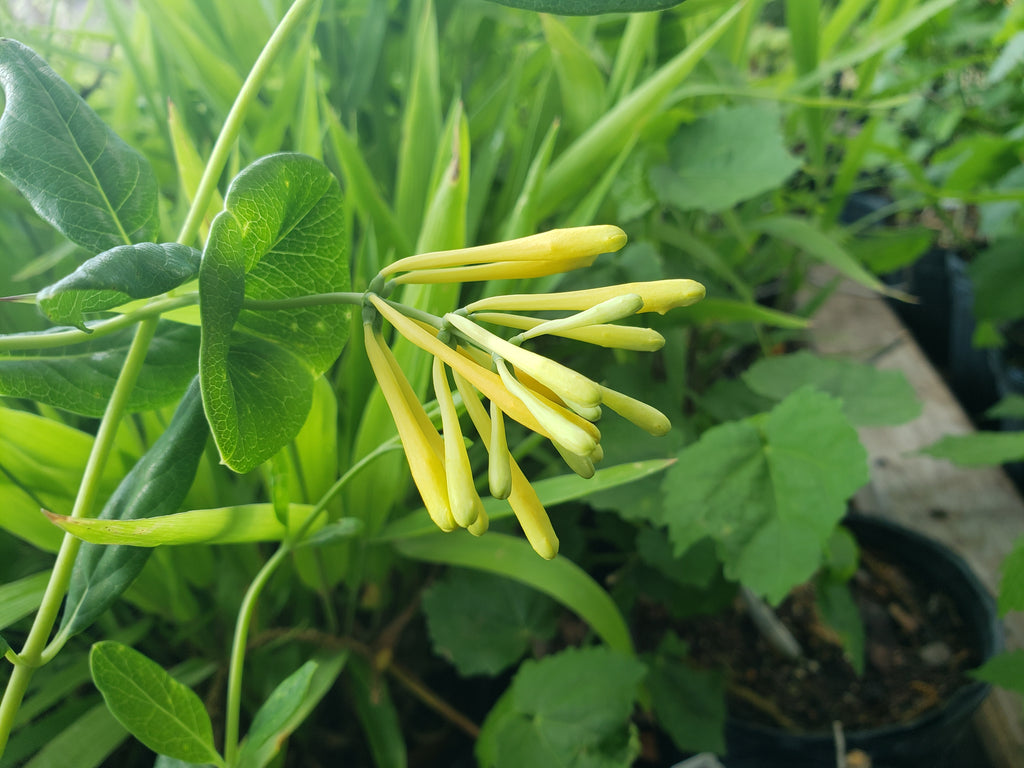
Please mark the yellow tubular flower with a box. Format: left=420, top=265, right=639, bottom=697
left=553, top=442, right=596, bottom=479
left=369, top=294, right=551, bottom=439
left=495, top=359, right=597, bottom=457
left=432, top=357, right=482, bottom=528
left=517, top=294, right=644, bottom=341
left=488, top=400, right=512, bottom=500
left=444, top=312, right=602, bottom=408
left=600, top=384, right=672, bottom=436
left=453, top=371, right=559, bottom=559
left=390, top=256, right=596, bottom=284
left=379, top=225, right=626, bottom=278
left=472, top=311, right=666, bottom=351
left=363, top=324, right=456, bottom=532
left=465, top=278, right=706, bottom=315
left=468, top=507, right=490, bottom=536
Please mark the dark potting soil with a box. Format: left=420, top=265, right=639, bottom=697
left=669, top=546, right=980, bottom=734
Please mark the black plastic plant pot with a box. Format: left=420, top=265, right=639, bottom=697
left=721, top=514, right=1002, bottom=768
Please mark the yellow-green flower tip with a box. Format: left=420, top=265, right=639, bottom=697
left=547, top=225, right=627, bottom=260
left=635, top=279, right=706, bottom=314
left=600, top=385, right=672, bottom=436
left=468, top=507, right=489, bottom=536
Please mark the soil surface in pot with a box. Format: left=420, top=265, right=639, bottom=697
left=666, top=545, right=981, bottom=733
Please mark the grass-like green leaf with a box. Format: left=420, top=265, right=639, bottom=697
left=379, top=459, right=674, bottom=540
left=236, top=653, right=347, bottom=768
left=199, top=153, right=349, bottom=473
left=0, top=321, right=200, bottom=417
left=751, top=215, right=906, bottom=298
left=346, top=657, right=406, bottom=768
left=0, top=39, right=158, bottom=252
left=59, top=379, right=209, bottom=639
left=90, top=642, right=224, bottom=766
left=484, top=0, right=683, bottom=13
left=394, top=533, right=633, bottom=655
left=743, top=350, right=921, bottom=426
left=0, top=406, right=137, bottom=551
left=21, top=700, right=129, bottom=768
left=662, top=388, right=869, bottom=603
left=650, top=104, right=801, bottom=213
left=0, top=571, right=49, bottom=632
left=921, top=432, right=1024, bottom=467
left=675, top=298, right=810, bottom=329
left=38, top=243, right=201, bottom=329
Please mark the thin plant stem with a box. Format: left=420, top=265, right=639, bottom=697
left=176, top=0, right=321, bottom=248
left=0, top=294, right=196, bottom=352
left=0, top=317, right=159, bottom=755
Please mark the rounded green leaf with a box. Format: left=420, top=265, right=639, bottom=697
left=199, top=153, right=350, bottom=474
left=90, top=642, right=224, bottom=766
left=0, top=40, right=158, bottom=252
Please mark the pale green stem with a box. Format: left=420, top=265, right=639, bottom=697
left=242, top=291, right=364, bottom=312
left=0, top=317, right=159, bottom=756
left=223, top=437, right=401, bottom=765
left=0, top=294, right=196, bottom=352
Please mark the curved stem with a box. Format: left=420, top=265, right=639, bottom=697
left=176, top=0, right=320, bottom=247
left=0, top=294, right=196, bottom=352
left=242, top=291, right=364, bottom=312
left=0, top=317, right=159, bottom=755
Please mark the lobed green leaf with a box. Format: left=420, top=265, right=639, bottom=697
left=662, top=388, right=869, bottom=603
left=199, top=153, right=349, bottom=474
left=0, top=39, right=158, bottom=252
left=921, top=432, right=1024, bottom=467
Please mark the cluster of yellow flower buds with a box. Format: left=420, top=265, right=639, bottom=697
left=363, top=226, right=705, bottom=559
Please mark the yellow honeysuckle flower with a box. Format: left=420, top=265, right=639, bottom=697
left=488, top=401, right=512, bottom=500
left=516, top=294, right=644, bottom=341
left=444, top=312, right=602, bottom=409
left=432, top=356, right=484, bottom=528
left=387, top=256, right=597, bottom=285
left=452, top=370, right=559, bottom=560
left=464, top=278, right=706, bottom=315
left=471, top=311, right=666, bottom=351
left=362, top=324, right=456, bottom=532
left=599, top=384, right=672, bottom=436
left=379, top=225, right=626, bottom=280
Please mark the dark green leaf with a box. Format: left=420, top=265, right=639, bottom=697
left=921, top=432, right=1024, bottom=467
left=59, top=379, right=208, bottom=639
left=394, top=533, right=633, bottom=654
left=423, top=569, right=558, bottom=676
left=237, top=653, right=347, bottom=768
left=636, top=529, right=719, bottom=589
left=0, top=39, right=158, bottom=252
left=346, top=656, right=407, bottom=768
left=90, top=642, right=224, bottom=766
left=199, top=153, right=349, bottom=474
left=662, top=388, right=869, bottom=603
left=972, top=650, right=1024, bottom=695
left=743, top=351, right=921, bottom=426
left=650, top=105, right=800, bottom=214
left=644, top=634, right=726, bottom=754
left=38, top=243, right=201, bottom=329
left=477, top=647, right=645, bottom=768
left=0, top=633, right=8, bottom=657
left=0, top=320, right=200, bottom=416
left=482, top=0, right=684, bottom=16
left=21, top=701, right=129, bottom=768
left=969, top=238, right=1024, bottom=324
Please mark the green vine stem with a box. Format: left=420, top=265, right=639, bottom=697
left=0, top=317, right=158, bottom=754
left=222, top=438, right=402, bottom=764
left=0, top=0, right=322, bottom=757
